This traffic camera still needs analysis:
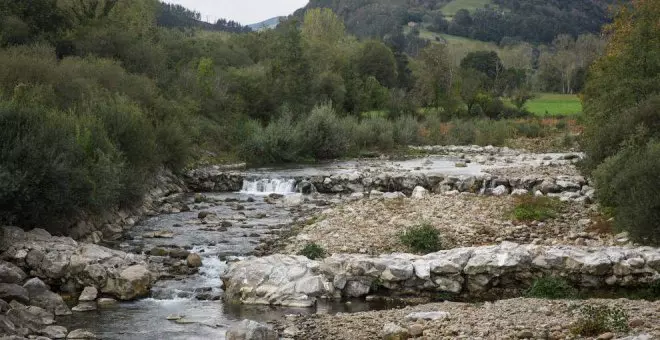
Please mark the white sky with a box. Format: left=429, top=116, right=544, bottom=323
left=165, top=0, right=309, bottom=25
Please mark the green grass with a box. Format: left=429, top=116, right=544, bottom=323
left=526, top=276, right=577, bottom=299
left=441, top=0, right=493, bottom=16
left=298, top=243, right=326, bottom=260
left=511, top=196, right=563, bottom=222
left=523, top=93, right=582, bottom=116
left=399, top=224, right=442, bottom=254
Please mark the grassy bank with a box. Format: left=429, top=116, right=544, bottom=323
left=515, top=93, right=583, bottom=116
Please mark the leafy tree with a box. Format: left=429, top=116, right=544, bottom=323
left=355, top=40, right=398, bottom=88
left=460, top=51, right=504, bottom=84
left=414, top=44, right=454, bottom=110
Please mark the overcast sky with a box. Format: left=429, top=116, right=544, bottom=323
left=165, top=0, right=309, bottom=25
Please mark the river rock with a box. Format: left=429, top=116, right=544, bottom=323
left=0, top=283, right=29, bottom=304
left=72, top=302, right=96, bottom=312
left=0, top=299, right=8, bottom=312
left=381, top=322, right=409, bottom=340
left=186, top=253, right=202, bottom=268
left=78, top=287, right=98, bottom=302
left=6, top=302, right=55, bottom=333
left=491, top=185, right=508, bottom=196
left=0, top=261, right=27, bottom=284
left=66, top=328, right=97, bottom=339
left=383, top=192, right=406, bottom=200
left=39, top=325, right=68, bottom=339
left=411, top=186, right=429, bottom=199
left=23, top=278, right=71, bottom=316
left=283, top=194, right=304, bottom=206
left=226, top=319, right=278, bottom=340
left=102, top=265, right=152, bottom=300
left=96, top=298, right=117, bottom=308
left=405, top=311, right=450, bottom=321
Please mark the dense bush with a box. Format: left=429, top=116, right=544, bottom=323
left=526, top=276, right=577, bottom=299
left=299, top=104, right=351, bottom=159
left=570, top=305, right=629, bottom=336
left=593, top=141, right=660, bottom=244
left=511, top=196, right=562, bottom=222
left=399, top=224, right=442, bottom=254
left=298, top=243, right=326, bottom=260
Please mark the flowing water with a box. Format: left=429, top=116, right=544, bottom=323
left=56, top=158, right=488, bottom=338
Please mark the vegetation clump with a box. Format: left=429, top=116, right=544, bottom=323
left=526, top=276, right=577, bottom=299
left=570, top=305, right=629, bottom=336
left=511, top=196, right=562, bottom=222
left=399, top=224, right=442, bottom=254
left=298, top=243, right=326, bottom=260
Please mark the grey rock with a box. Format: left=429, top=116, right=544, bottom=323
left=0, top=283, right=29, bottom=304
left=381, top=322, right=409, bottom=340
left=78, top=287, right=98, bottom=302
left=23, top=278, right=71, bottom=316
left=405, top=311, right=450, bottom=321
left=40, top=325, right=68, bottom=339
left=96, top=298, right=117, bottom=308
left=0, top=314, right=16, bottom=335
left=66, top=329, right=97, bottom=339
left=411, top=186, right=429, bottom=200
left=101, top=265, right=151, bottom=301
left=6, top=302, right=55, bottom=333
left=71, top=302, right=96, bottom=312
left=0, top=261, right=27, bottom=284
left=226, top=319, right=277, bottom=340
left=491, top=185, right=508, bottom=196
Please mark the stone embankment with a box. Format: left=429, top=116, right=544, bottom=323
left=185, top=147, right=592, bottom=202
left=0, top=226, right=158, bottom=338
left=222, top=242, right=660, bottom=307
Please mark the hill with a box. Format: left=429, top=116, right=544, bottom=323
left=296, top=0, right=615, bottom=45
left=248, top=16, right=283, bottom=30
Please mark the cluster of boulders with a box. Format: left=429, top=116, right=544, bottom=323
left=222, top=242, right=660, bottom=307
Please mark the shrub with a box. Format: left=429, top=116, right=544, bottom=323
left=593, top=140, right=660, bottom=244
left=513, top=120, right=546, bottom=138
left=298, top=243, right=326, bottom=260
left=474, top=119, right=513, bottom=146
left=526, top=276, right=577, bottom=299
left=570, top=305, right=629, bottom=336
left=240, top=115, right=302, bottom=165
left=399, top=224, right=442, bottom=254
left=355, top=116, right=395, bottom=150
left=393, top=115, right=421, bottom=146
left=447, top=119, right=476, bottom=145
left=511, top=196, right=562, bottom=222
left=299, top=104, right=352, bottom=159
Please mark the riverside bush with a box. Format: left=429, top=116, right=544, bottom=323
left=298, top=243, right=326, bottom=260
left=299, top=104, right=351, bottom=159
left=511, top=196, right=562, bottom=222
left=570, top=305, right=629, bottom=336
left=593, top=140, right=660, bottom=244
left=526, top=276, right=577, bottom=299
left=399, top=224, right=442, bottom=254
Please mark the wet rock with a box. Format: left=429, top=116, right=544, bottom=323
left=78, top=287, right=98, bottom=302
left=0, top=261, right=27, bottom=284
left=283, top=194, right=304, bottom=206
left=6, top=302, right=55, bottom=333
left=198, top=211, right=211, bottom=219
left=102, top=265, right=151, bottom=300
left=455, top=162, right=467, bottom=168
left=0, top=283, right=29, bottom=304
left=66, top=328, right=97, bottom=339
left=381, top=322, right=409, bottom=340
left=186, top=253, right=203, bottom=268
left=168, top=248, right=190, bottom=259
left=39, top=325, right=68, bottom=339
left=0, top=299, right=8, bottom=312
left=71, top=302, right=96, bottom=312
left=226, top=319, right=278, bottom=340
left=23, top=278, right=71, bottom=316
left=96, top=298, right=117, bottom=308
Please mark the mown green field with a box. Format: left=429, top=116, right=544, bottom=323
left=523, top=93, right=583, bottom=116
left=441, top=0, right=493, bottom=16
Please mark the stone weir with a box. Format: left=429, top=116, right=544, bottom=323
left=185, top=169, right=594, bottom=202
left=222, top=242, right=660, bottom=307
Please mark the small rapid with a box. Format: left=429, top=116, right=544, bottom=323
left=240, top=178, right=296, bottom=195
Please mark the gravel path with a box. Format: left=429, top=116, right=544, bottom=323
left=276, top=298, right=660, bottom=340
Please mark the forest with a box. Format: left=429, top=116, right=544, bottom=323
left=0, top=0, right=658, bottom=244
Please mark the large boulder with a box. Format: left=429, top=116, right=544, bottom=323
left=102, top=265, right=152, bottom=300
left=6, top=301, right=55, bottom=333
left=78, top=287, right=98, bottom=302
left=23, top=278, right=71, bottom=316
left=226, top=320, right=278, bottom=340
left=67, top=328, right=97, bottom=339
left=40, top=325, right=68, bottom=339
left=0, top=261, right=27, bottom=284
left=411, top=186, right=429, bottom=200
left=0, top=283, right=29, bottom=304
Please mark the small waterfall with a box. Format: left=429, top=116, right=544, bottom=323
left=240, top=178, right=296, bottom=195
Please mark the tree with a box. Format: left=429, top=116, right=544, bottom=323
left=302, top=8, right=345, bottom=45
left=460, top=51, right=504, bottom=83
left=414, top=44, right=454, bottom=110
left=582, top=0, right=660, bottom=244
left=354, top=40, right=398, bottom=88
